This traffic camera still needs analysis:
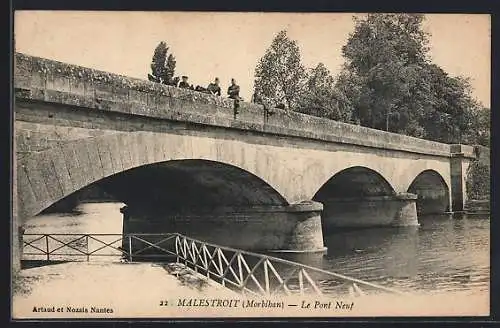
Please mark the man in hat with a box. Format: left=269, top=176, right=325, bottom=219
left=227, top=78, right=241, bottom=114
left=207, top=77, right=221, bottom=96
left=178, top=76, right=191, bottom=89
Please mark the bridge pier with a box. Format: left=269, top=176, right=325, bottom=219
left=450, top=145, right=475, bottom=213
left=120, top=201, right=326, bottom=254
left=320, top=193, right=419, bottom=232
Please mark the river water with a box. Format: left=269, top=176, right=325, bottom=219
left=24, top=202, right=490, bottom=295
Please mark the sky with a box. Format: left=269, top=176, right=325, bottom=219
left=14, top=12, right=491, bottom=108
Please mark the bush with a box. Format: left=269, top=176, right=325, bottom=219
left=466, top=161, right=490, bottom=200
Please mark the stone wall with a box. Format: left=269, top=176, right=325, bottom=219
left=14, top=52, right=455, bottom=158
left=321, top=195, right=419, bottom=231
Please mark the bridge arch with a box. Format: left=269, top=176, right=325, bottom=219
left=312, top=166, right=401, bottom=230
left=407, top=169, right=450, bottom=215
left=313, top=166, right=396, bottom=201
left=17, top=131, right=292, bottom=219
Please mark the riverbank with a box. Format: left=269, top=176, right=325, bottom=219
left=465, top=199, right=490, bottom=214
left=12, top=261, right=238, bottom=319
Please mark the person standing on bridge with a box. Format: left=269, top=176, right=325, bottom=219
left=178, top=76, right=191, bottom=89
left=207, top=77, right=221, bottom=96
left=228, top=78, right=241, bottom=115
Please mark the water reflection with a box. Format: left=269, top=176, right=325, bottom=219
left=316, top=213, right=490, bottom=294
left=269, top=251, right=326, bottom=269
left=25, top=202, right=125, bottom=234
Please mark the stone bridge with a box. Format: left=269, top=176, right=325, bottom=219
left=13, top=53, right=476, bottom=267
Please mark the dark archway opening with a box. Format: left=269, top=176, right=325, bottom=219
left=407, top=170, right=450, bottom=216
left=313, top=167, right=397, bottom=232
left=314, top=166, right=396, bottom=200
left=38, top=159, right=287, bottom=215
left=99, top=159, right=287, bottom=211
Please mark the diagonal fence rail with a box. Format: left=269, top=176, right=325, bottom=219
left=23, top=233, right=404, bottom=297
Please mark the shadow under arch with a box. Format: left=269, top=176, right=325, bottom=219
left=43, top=159, right=289, bottom=216
left=313, top=166, right=398, bottom=232
left=313, top=166, right=396, bottom=200
left=407, top=169, right=450, bottom=216
left=97, top=159, right=289, bottom=210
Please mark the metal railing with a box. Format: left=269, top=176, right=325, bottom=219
left=23, top=233, right=404, bottom=297
left=22, top=233, right=179, bottom=262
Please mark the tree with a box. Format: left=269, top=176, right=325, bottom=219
left=419, top=64, right=483, bottom=144
left=466, top=160, right=490, bottom=200
left=337, top=13, right=486, bottom=144
left=473, top=107, right=491, bottom=147
left=339, top=14, right=432, bottom=134
left=254, top=30, right=306, bottom=109
left=148, top=41, right=176, bottom=84
left=297, top=63, right=352, bottom=121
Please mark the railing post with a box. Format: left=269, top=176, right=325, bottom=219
left=45, top=235, right=49, bottom=261
left=264, top=260, right=270, bottom=296
left=298, top=269, right=304, bottom=295
left=353, top=283, right=365, bottom=296
left=175, top=235, right=179, bottom=263
left=203, top=245, right=209, bottom=278
left=218, top=249, right=225, bottom=287
left=183, top=238, right=188, bottom=266
left=86, top=235, right=90, bottom=262
left=238, top=254, right=244, bottom=292
left=192, top=242, right=198, bottom=273
left=128, top=235, right=133, bottom=262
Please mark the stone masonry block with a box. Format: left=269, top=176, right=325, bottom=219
left=85, top=140, right=105, bottom=182
left=95, top=137, right=115, bottom=178
left=143, top=133, right=156, bottom=165
left=127, top=133, right=140, bottom=168
left=72, top=141, right=95, bottom=188
left=116, top=134, right=134, bottom=171
left=46, top=146, right=74, bottom=196
left=19, top=155, right=52, bottom=209
left=37, top=151, right=65, bottom=201
left=17, top=164, right=37, bottom=219
left=69, top=79, right=86, bottom=96
left=103, top=134, right=124, bottom=174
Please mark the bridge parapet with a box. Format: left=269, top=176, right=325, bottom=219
left=15, top=52, right=454, bottom=157
left=450, top=144, right=476, bottom=159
